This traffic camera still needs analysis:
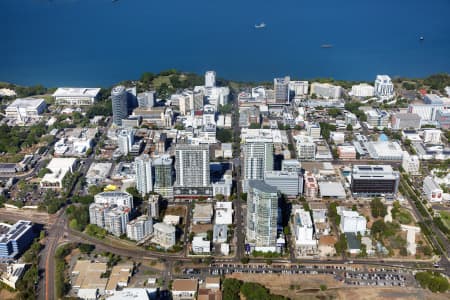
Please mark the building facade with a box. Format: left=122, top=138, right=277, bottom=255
left=264, top=171, right=303, bottom=197
left=274, top=76, right=290, bottom=103
left=423, top=176, right=443, bottom=202
left=53, top=87, right=101, bottom=106
left=374, top=75, right=394, bottom=100
left=242, top=140, right=274, bottom=191
left=351, top=83, right=374, bottom=97
left=246, top=180, right=278, bottom=252
left=175, top=144, right=210, bottom=187
left=0, top=221, right=35, bottom=259
left=135, top=154, right=152, bottom=196
left=351, top=165, right=400, bottom=196
left=153, top=155, right=173, bottom=198
left=111, top=85, right=128, bottom=126
left=126, top=215, right=153, bottom=241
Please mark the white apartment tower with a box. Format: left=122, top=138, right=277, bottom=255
left=126, top=215, right=153, bottom=241
left=118, top=129, right=134, bottom=155
left=135, top=154, right=153, bottom=196
left=175, top=144, right=210, bottom=187
left=246, top=180, right=278, bottom=251
left=205, top=71, right=216, bottom=88
left=242, top=140, right=274, bottom=192
left=374, top=75, right=395, bottom=100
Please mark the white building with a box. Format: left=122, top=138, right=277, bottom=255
left=94, top=191, right=134, bottom=208
left=295, top=135, right=316, bottom=160
left=40, top=157, right=77, bottom=189
left=5, top=98, right=47, bottom=121
left=175, top=144, right=210, bottom=188
left=339, top=209, right=367, bottom=234
left=423, top=129, right=441, bottom=144
left=242, top=139, right=274, bottom=192
left=294, top=208, right=317, bottom=249
left=402, top=151, right=420, bottom=175
left=408, top=104, right=447, bottom=121
left=153, top=222, right=176, bottom=249
left=215, top=202, right=233, bottom=225
left=135, top=155, right=152, bottom=196
left=307, top=123, right=321, bottom=139
left=366, top=141, right=403, bottom=160
left=89, top=204, right=131, bottom=236
left=147, top=194, right=160, bottom=219
left=118, top=129, right=134, bottom=155
left=126, top=215, right=153, bottom=241
left=192, top=203, right=213, bottom=224
left=289, top=81, right=309, bottom=97
left=374, top=75, right=394, bottom=100
left=53, top=87, right=101, bottom=105
left=365, top=109, right=390, bottom=129
left=423, top=176, right=443, bottom=203
left=311, top=82, right=342, bottom=99
left=0, top=263, right=27, bottom=289
left=192, top=235, right=211, bottom=254
left=264, top=171, right=303, bottom=197
left=172, top=279, right=198, bottom=300
left=137, top=91, right=156, bottom=108
left=351, top=83, right=374, bottom=97
left=205, top=71, right=216, bottom=88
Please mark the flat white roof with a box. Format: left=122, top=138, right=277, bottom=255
left=7, top=98, right=45, bottom=109
left=53, top=87, right=101, bottom=97
left=319, top=182, right=346, bottom=198
left=46, top=157, right=77, bottom=172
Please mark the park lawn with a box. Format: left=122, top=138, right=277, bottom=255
left=439, top=211, right=450, bottom=230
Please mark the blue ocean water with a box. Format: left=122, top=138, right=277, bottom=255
left=1, top=0, right=449, bottom=87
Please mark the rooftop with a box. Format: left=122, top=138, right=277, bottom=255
left=7, top=98, right=45, bottom=109
left=72, top=260, right=108, bottom=290
left=248, top=180, right=278, bottom=194
left=172, top=279, right=198, bottom=291
left=53, top=87, right=101, bottom=97
left=319, top=182, right=346, bottom=198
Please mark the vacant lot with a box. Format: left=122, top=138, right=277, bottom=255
left=440, top=210, right=450, bottom=230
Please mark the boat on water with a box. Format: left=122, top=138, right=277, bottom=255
left=254, top=22, right=266, bottom=29
left=420, top=36, right=424, bottom=41
left=320, top=44, right=333, bottom=48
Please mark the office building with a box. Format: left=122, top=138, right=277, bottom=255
left=215, top=202, right=233, bottom=225
left=118, top=129, right=134, bottom=155
left=0, top=220, right=36, bottom=259
left=391, top=113, right=421, bottom=130
left=289, top=81, right=309, bottom=98
left=137, top=91, right=156, bottom=108
left=295, top=135, right=316, bottom=160
left=264, top=171, right=303, bottom=197
left=351, top=83, right=374, bottom=97
left=436, top=109, right=450, bottom=129
left=319, top=182, right=346, bottom=198
left=175, top=144, right=210, bottom=187
left=242, top=140, right=274, bottom=191
left=274, top=76, right=290, bottom=103
left=111, top=85, right=128, bottom=126
left=339, top=209, right=367, bottom=234
left=5, top=98, right=47, bottom=121
left=337, top=145, right=356, bottom=160
left=402, top=151, right=420, bottom=175
left=153, top=155, right=173, bottom=198
left=351, top=165, right=400, bottom=196
left=126, top=215, right=153, bottom=241
left=205, top=71, right=216, bottom=88
left=423, top=176, right=443, bottom=203
left=53, top=87, right=101, bottom=106
left=246, top=181, right=278, bottom=251
left=307, top=123, right=321, bottom=139
left=281, top=159, right=302, bottom=173
left=153, top=222, right=176, bottom=249
left=40, top=157, right=78, bottom=189
left=366, top=141, right=403, bottom=160
left=311, top=82, right=342, bottom=99
left=365, top=109, right=389, bottom=129
left=293, top=208, right=317, bottom=249
left=147, top=194, right=160, bottom=219
left=423, top=129, right=441, bottom=144
left=374, top=75, right=394, bottom=100
left=135, top=154, right=152, bottom=196
left=408, top=104, right=447, bottom=121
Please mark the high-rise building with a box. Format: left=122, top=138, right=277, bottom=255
left=246, top=180, right=278, bottom=251
left=89, top=204, right=131, bottom=236
left=126, top=215, right=153, bottom=241
left=274, top=76, right=290, bottom=103
left=288, top=81, right=309, bottom=98
left=264, top=171, right=303, bottom=197
left=205, top=71, right=216, bottom=88
left=135, top=154, right=152, bottom=196
left=153, top=155, right=173, bottom=196
left=374, top=75, right=394, bottom=100
left=111, top=85, right=128, bottom=126
left=137, top=91, right=156, bottom=108
left=193, top=90, right=204, bottom=111
left=94, top=191, right=134, bottom=208
left=242, top=140, right=274, bottom=192
left=175, top=144, right=210, bottom=187
left=293, top=208, right=317, bottom=249
left=148, top=194, right=160, bottom=218
left=118, top=129, right=134, bottom=155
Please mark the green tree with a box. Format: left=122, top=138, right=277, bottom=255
left=370, top=197, right=387, bottom=218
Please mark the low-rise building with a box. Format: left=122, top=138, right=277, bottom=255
left=293, top=208, right=317, bottom=254
left=264, top=170, right=303, bottom=197
left=71, top=261, right=108, bottom=299
left=351, top=83, right=374, bottom=97
left=337, top=145, right=356, bottom=160
left=295, top=135, right=316, bottom=160
left=105, top=264, right=133, bottom=293
left=5, top=98, right=46, bottom=121
left=86, top=162, right=112, bottom=186
left=311, top=82, right=342, bottom=99
left=40, top=157, right=78, bottom=189
left=319, top=181, right=346, bottom=199
left=304, top=172, right=318, bottom=198
left=152, top=222, right=176, bottom=249
left=338, top=208, right=367, bottom=234
left=172, top=279, right=198, bottom=300
left=402, top=151, right=420, bottom=175
left=391, top=113, right=421, bottom=130
left=366, top=141, right=403, bottom=160
left=423, top=176, right=443, bottom=202
left=213, top=224, right=228, bottom=243
left=192, top=235, right=211, bottom=254
left=215, top=202, right=233, bottom=225
left=193, top=203, right=213, bottom=224
left=53, top=87, right=101, bottom=105
left=0, top=263, right=27, bottom=289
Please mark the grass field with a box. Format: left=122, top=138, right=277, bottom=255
left=439, top=211, right=450, bottom=229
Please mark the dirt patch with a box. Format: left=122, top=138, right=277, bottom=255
left=165, top=205, right=187, bottom=218
left=335, top=287, right=449, bottom=300
left=191, top=224, right=213, bottom=234
left=0, top=289, right=16, bottom=300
